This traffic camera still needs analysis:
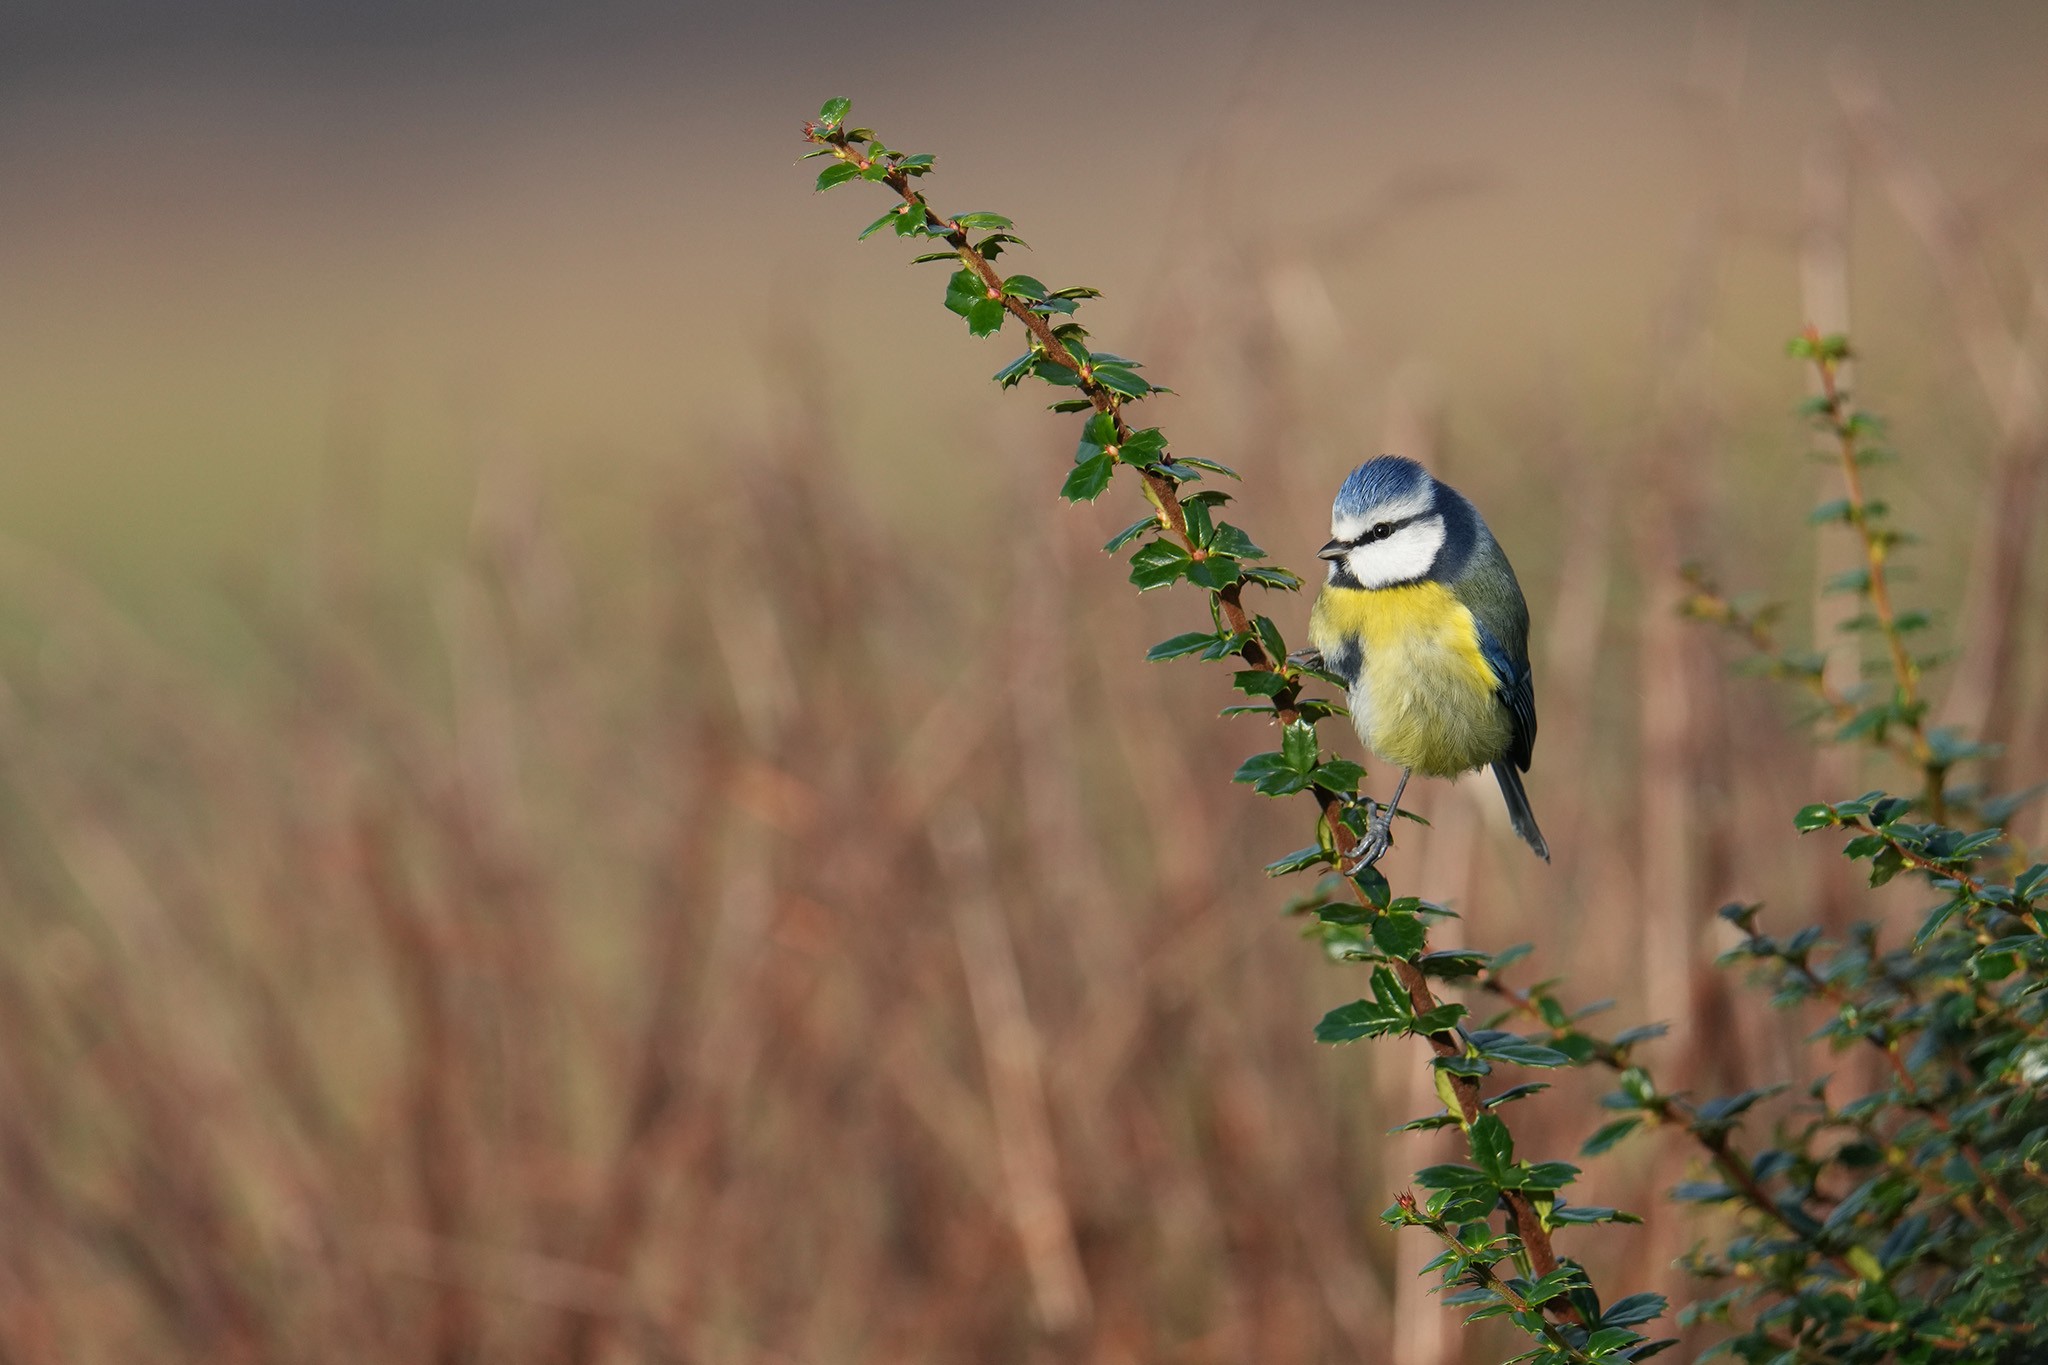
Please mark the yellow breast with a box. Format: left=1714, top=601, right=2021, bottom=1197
left=1308, top=581, right=1510, bottom=777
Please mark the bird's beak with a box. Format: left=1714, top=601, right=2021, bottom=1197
left=1317, top=539, right=1347, bottom=561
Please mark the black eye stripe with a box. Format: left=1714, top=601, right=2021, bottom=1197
left=1347, top=511, right=1426, bottom=548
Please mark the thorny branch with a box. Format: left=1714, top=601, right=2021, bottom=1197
left=803, top=111, right=1579, bottom=1296
left=1803, top=329, right=1947, bottom=821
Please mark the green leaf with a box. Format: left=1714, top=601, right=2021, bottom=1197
left=1353, top=864, right=1391, bottom=908
left=1265, top=845, right=1330, bottom=876
left=1474, top=1037, right=1573, bottom=1068
left=1184, top=554, right=1240, bottom=590
left=1794, top=804, right=1836, bottom=832
left=1060, top=452, right=1113, bottom=502
left=1370, top=911, right=1428, bottom=959
left=1175, top=455, right=1240, bottom=479
left=966, top=297, right=1006, bottom=337
left=1103, top=516, right=1157, bottom=554
left=1196, top=631, right=1252, bottom=661
left=1148, top=631, right=1222, bottom=662
left=1584, top=1327, right=1644, bottom=1354
left=1488, top=942, right=1533, bottom=973
left=1250, top=615, right=1286, bottom=660
left=817, top=97, right=851, bottom=126
left=1470, top=1115, right=1515, bottom=1182
left=1418, top=948, right=1489, bottom=979
left=1597, top=1301, right=1662, bottom=1326
left=1000, top=274, right=1047, bottom=300
left=1208, top=524, right=1266, bottom=560
left=1316, top=993, right=1407, bottom=1043
left=1550, top=1203, right=1642, bottom=1226
left=1093, top=364, right=1151, bottom=398
left=1412, top=1003, right=1466, bottom=1034
left=1610, top=1022, right=1668, bottom=1049
left=1518, top=1161, right=1579, bottom=1191
left=1129, top=539, right=1193, bottom=591
left=1231, top=669, right=1290, bottom=697
left=944, top=268, right=983, bottom=317
left=1692, top=1086, right=1781, bottom=1126
left=1485, top=1082, right=1550, bottom=1107
left=951, top=211, right=1013, bottom=230
left=991, top=353, right=1036, bottom=388
left=1581, top=1117, right=1642, bottom=1156
left=1242, top=565, right=1305, bottom=591
left=1119, top=428, right=1168, bottom=462
left=857, top=209, right=899, bottom=239
left=1311, top=758, right=1366, bottom=794
left=1280, top=720, right=1319, bottom=773
left=1520, top=1267, right=1585, bottom=1306
left=815, top=161, right=861, bottom=191
left=1233, top=752, right=1306, bottom=796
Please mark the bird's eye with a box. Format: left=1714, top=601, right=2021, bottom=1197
left=1369, top=521, right=1392, bottom=541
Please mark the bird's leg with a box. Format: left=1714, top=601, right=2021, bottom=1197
left=1286, top=646, right=1326, bottom=672
left=1342, top=768, right=1411, bottom=870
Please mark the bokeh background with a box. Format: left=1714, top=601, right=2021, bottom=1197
left=4, top=2, right=2048, bottom=1362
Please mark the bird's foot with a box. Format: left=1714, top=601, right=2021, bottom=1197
left=1286, top=646, right=1326, bottom=672
left=1339, top=800, right=1397, bottom=872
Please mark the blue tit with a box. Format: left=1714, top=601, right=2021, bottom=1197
left=1305, top=455, right=1549, bottom=867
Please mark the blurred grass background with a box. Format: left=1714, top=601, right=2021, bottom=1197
left=3, top=2, right=2048, bottom=1362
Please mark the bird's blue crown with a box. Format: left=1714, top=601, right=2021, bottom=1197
left=1333, top=455, right=1433, bottom=518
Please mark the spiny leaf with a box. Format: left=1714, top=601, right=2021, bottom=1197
left=1059, top=452, right=1113, bottom=502
left=1128, top=539, right=1192, bottom=591
left=816, top=161, right=861, bottom=191
left=965, top=297, right=1006, bottom=337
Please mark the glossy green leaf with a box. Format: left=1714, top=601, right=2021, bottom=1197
left=816, top=161, right=861, bottom=191
left=1370, top=911, right=1428, bottom=959
left=1059, top=452, right=1113, bottom=502
left=944, top=268, right=983, bottom=317
left=1103, top=516, right=1158, bottom=553
left=1128, top=539, right=1192, bottom=591
left=1184, top=554, right=1241, bottom=591
left=965, top=297, right=1006, bottom=337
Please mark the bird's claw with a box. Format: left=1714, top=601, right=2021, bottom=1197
left=1339, top=799, right=1397, bottom=872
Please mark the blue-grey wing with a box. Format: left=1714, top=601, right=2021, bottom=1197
left=1474, top=617, right=1537, bottom=772
left=1459, top=531, right=1537, bottom=771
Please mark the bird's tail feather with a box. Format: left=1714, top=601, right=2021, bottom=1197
left=1492, top=761, right=1550, bottom=863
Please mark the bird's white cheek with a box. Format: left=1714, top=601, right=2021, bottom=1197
left=1346, top=521, right=1446, bottom=588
